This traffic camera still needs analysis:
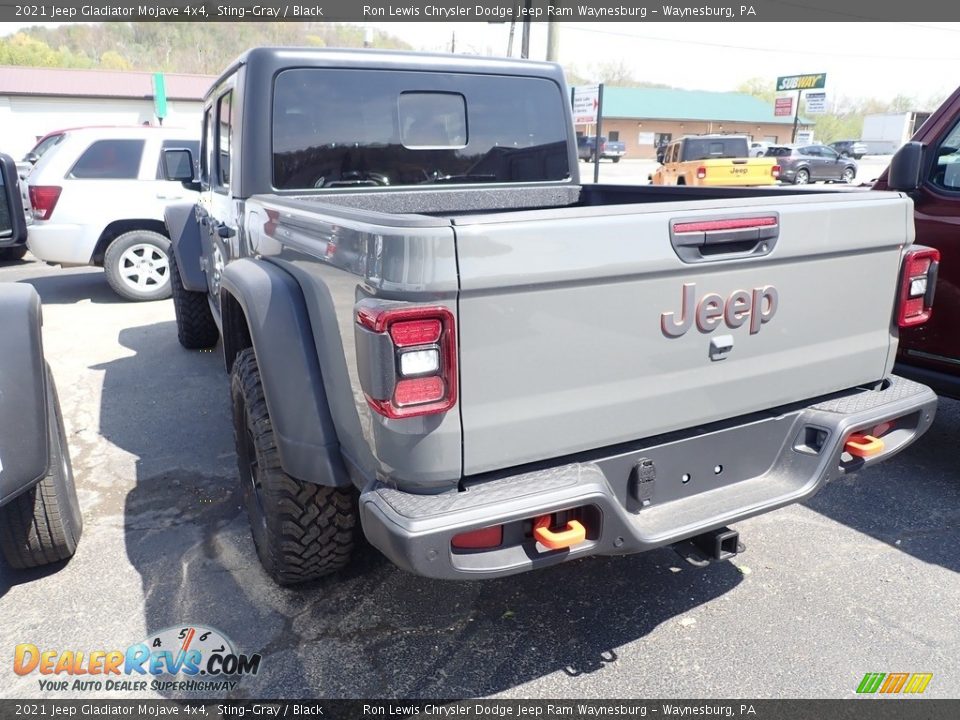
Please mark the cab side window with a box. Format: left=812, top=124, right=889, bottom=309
left=200, top=107, right=213, bottom=186
left=930, top=117, right=960, bottom=191
left=216, top=91, right=233, bottom=189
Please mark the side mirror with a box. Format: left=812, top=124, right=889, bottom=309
left=887, top=141, right=923, bottom=192
left=22, top=151, right=40, bottom=165
left=0, top=152, right=28, bottom=246
left=162, top=148, right=197, bottom=183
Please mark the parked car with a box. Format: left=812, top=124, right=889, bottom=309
left=829, top=140, right=868, bottom=159
left=750, top=141, right=773, bottom=157
left=577, top=135, right=626, bottom=162
left=26, top=126, right=200, bottom=301
left=16, top=129, right=70, bottom=179
left=162, top=48, right=935, bottom=586
left=873, top=86, right=960, bottom=398
left=766, top=144, right=857, bottom=184
left=0, top=154, right=83, bottom=569
left=650, top=134, right=779, bottom=186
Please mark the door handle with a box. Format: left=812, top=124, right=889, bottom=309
left=670, top=214, right=780, bottom=263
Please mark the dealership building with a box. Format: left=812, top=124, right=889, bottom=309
left=0, top=66, right=212, bottom=158
left=588, top=86, right=813, bottom=159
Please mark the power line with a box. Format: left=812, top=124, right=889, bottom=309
left=560, top=25, right=960, bottom=62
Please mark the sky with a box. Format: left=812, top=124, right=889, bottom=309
left=3, top=20, right=959, bottom=106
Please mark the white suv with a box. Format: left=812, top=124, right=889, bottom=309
left=26, top=127, right=200, bottom=301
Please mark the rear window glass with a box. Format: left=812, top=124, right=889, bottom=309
left=765, top=146, right=793, bottom=157
left=682, top=138, right=749, bottom=161
left=70, top=139, right=144, bottom=179
left=157, top=139, right=200, bottom=179
left=272, top=68, right=570, bottom=190
left=399, top=92, right=467, bottom=149
left=27, top=133, right=64, bottom=160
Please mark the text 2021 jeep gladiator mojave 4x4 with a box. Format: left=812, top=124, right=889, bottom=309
left=161, top=48, right=938, bottom=586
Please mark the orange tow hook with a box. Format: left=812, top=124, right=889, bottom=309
left=533, top=514, right=587, bottom=550
left=845, top=434, right=885, bottom=458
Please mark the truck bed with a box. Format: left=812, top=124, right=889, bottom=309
left=249, top=183, right=911, bottom=480
left=259, top=182, right=857, bottom=221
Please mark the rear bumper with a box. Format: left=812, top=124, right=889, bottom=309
left=894, top=360, right=960, bottom=401
left=360, top=376, right=936, bottom=580
left=27, top=223, right=96, bottom=266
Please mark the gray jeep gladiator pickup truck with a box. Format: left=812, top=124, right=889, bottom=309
left=162, top=48, right=937, bottom=586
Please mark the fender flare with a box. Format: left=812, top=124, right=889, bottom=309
left=219, top=258, right=350, bottom=487
left=0, top=285, right=50, bottom=505
left=163, top=203, right=207, bottom=292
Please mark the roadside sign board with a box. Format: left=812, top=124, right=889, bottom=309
left=152, top=72, right=167, bottom=120
left=805, top=92, right=827, bottom=115
left=776, top=73, right=826, bottom=92
left=774, top=97, right=794, bottom=117
left=572, top=85, right=600, bottom=125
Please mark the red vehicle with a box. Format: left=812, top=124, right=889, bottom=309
left=875, top=86, right=960, bottom=397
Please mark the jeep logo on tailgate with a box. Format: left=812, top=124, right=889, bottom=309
left=661, top=283, right=778, bottom=337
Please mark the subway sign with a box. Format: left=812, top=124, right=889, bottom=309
left=776, top=74, right=826, bottom=92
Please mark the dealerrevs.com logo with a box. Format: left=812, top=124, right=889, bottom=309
left=14, top=625, right=262, bottom=693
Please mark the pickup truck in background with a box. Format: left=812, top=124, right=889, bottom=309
left=650, top=135, right=780, bottom=186
left=163, top=48, right=937, bottom=586
left=577, top=135, right=626, bottom=163
left=874, top=85, right=960, bottom=398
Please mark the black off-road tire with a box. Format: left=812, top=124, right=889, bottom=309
left=103, top=229, right=172, bottom=302
left=169, top=250, right=219, bottom=349
left=0, top=246, right=28, bottom=262
left=231, top=348, right=357, bottom=585
left=612, top=157, right=621, bottom=164
left=0, top=366, right=82, bottom=569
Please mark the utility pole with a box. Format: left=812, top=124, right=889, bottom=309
left=546, top=9, right=559, bottom=61
left=506, top=20, right=516, bottom=57
left=451, top=32, right=456, bottom=54
left=521, top=0, right=532, bottom=58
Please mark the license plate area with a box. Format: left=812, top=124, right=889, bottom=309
left=595, top=411, right=810, bottom=513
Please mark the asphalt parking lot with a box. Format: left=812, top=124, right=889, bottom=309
left=1, top=243, right=958, bottom=700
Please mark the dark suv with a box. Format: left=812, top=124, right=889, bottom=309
left=828, top=140, right=867, bottom=159
left=766, top=144, right=857, bottom=184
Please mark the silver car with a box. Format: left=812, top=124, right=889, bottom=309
left=766, top=144, right=858, bottom=184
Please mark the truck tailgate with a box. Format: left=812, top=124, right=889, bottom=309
left=700, top=157, right=777, bottom=186
left=454, top=192, right=911, bottom=475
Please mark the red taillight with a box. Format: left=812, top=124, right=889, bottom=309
left=390, top=319, right=442, bottom=347
left=696, top=166, right=707, bottom=180
left=897, top=247, right=939, bottom=328
left=394, top=376, right=445, bottom=406
left=357, top=304, right=457, bottom=419
left=771, top=165, right=781, bottom=179
left=29, top=185, right=62, bottom=220
left=451, top=525, right=503, bottom=550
